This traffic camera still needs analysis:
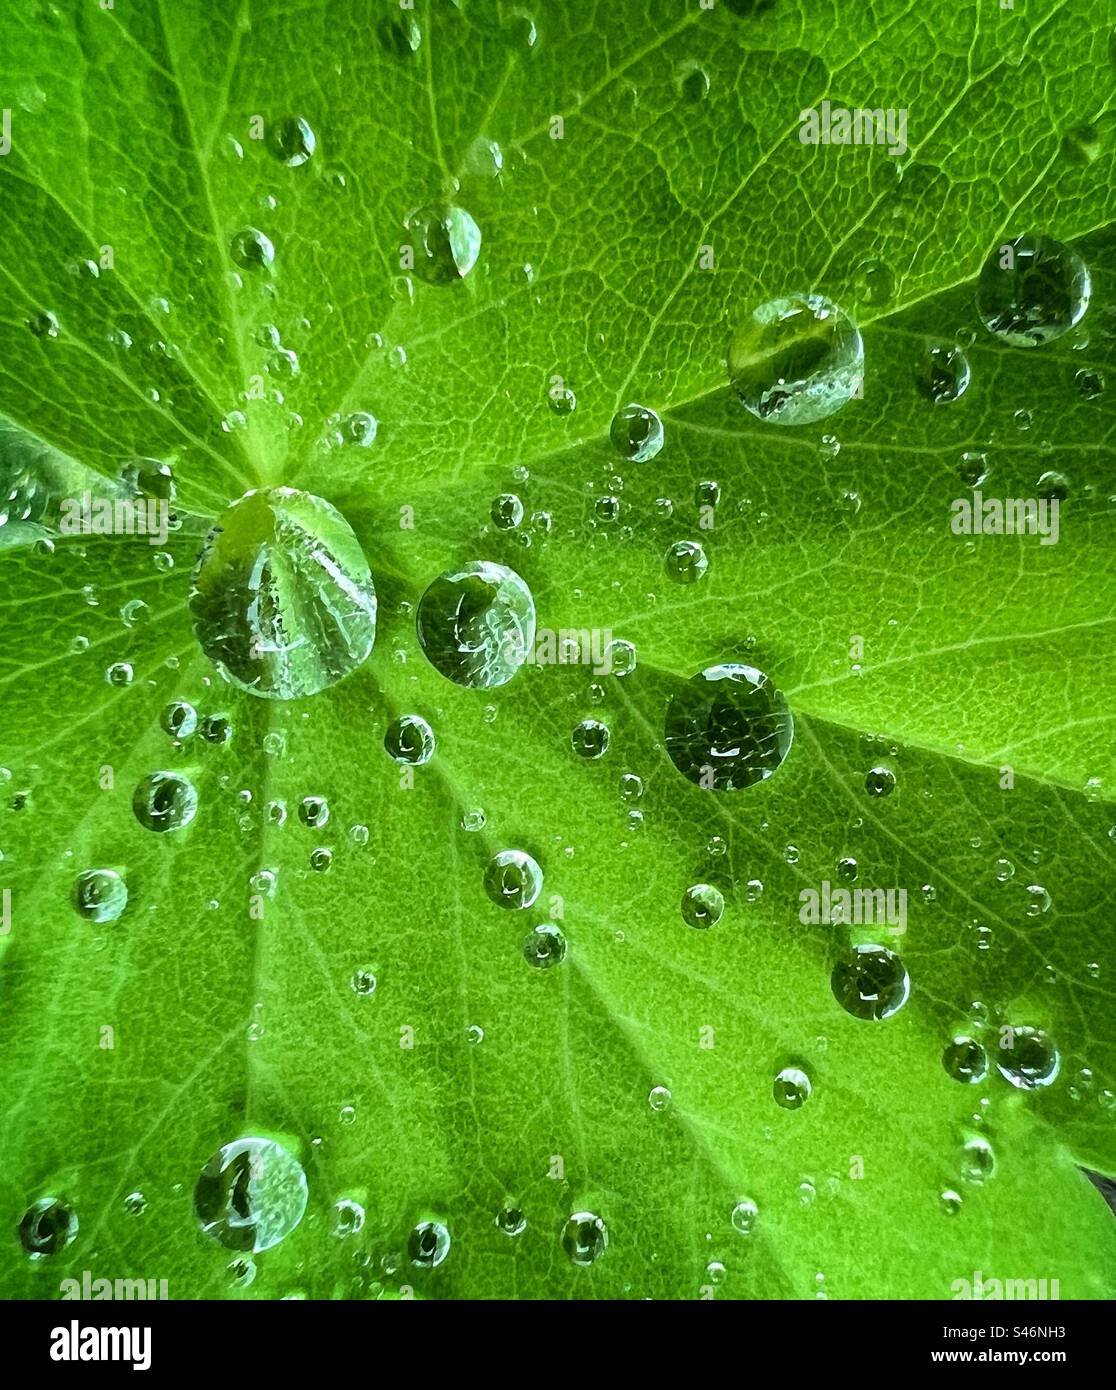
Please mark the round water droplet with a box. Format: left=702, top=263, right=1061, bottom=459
left=416, top=560, right=535, bottom=688
left=571, top=718, right=610, bottom=759
left=940, top=1189, right=963, bottom=1217
left=230, top=227, right=275, bottom=271
left=609, top=403, right=664, bottom=462
left=484, top=848, right=542, bottom=909
left=384, top=714, right=435, bottom=765
left=491, top=493, right=524, bottom=530
left=728, top=293, right=863, bottom=425
left=194, top=1138, right=308, bottom=1253
left=522, top=922, right=567, bottom=968
left=408, top=1219, right=451, bottom=1268
left=191, top=487, right=377, bottom=700
left=333, top=1198, right=365, bottom=1237
left=664, top=664, right=793, bottom=790
left=976, top=235, right=1090, bottom=347
left=72, top=868, right=127, bottom=923
left=20, top=1197, right=78, bottom=1257
left=958, top=451, right=989, bottom=487
left=405, top=204, right=481, bottom=284
left=337, top=411, right=378, bottom=448
left=562, top=1212, right=608, bottom=1266
left=730, top=1198, right=758, bottom=1236
left=914, top=343, right=970, bottom=403
left=864, top=766, right=896, bottom=797
left=942, top=1035, right=988, bottom=1084
left=773, top=1066, right=812, bottom=1110
left=350, top=968, right=377, bottom=996
left=831, top=943, right=910, bottom=1020
left=664, top=538, right=709, bottom=584
left=681, top=882, right=724, bottom=929
left=267, top=115, right=316, bottom=167
left=133, top=771, right=197, bottom=833
left=648, top=1085, right=673, bottom=1112
left=996, top=1026, right=1060, bottom=1090
left=496, top=1205, right=527, bottom=1237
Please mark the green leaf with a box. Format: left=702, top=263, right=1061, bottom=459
left=1, top=0, right=1114, bottom=1300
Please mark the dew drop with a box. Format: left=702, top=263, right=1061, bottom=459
left=133, top=771, right=198, bottom=833
left=914, top=342, right=970, bottom=403
left=523, top=922, right=567, bottom=968
left=976, top=235, right=1090, bottom=347
left=20, top=1197, right=78, bottom=1257
left=562, top=1212, right=608, bottom=1266
left=484, top=848, right=542, bottom=910
left=194, top=1138, right=308, bottom=1253
left=416, top=560, right=535, bottom=688
left=996, top=1026, right=1060, bottom=1090
left=72, top=868, right=127, bottom=923
left=230, top=227, right=275, bottom=271
left=831, top=943, right=910, bottom=1020
left=571, top=718, right=610, bottom=759
left=384, top=714, right=436, bottom=765
left=728, top=293, right=863, bottom=425
left=408, top=1219, right=451, bottom=1268
left=942, top=1035, right=988, bottom=1084
left=609, top=402, right=664, bottom=462
left=663, top=538, right=709, bottom=584
left=405, top=204, right=481, bottom=284
left=664, top=663, right=793, bottom=790
left=773, top=1066, right=812, bottom=1110
left=191, top=487, right=377, bottom=700
left=681, top=882, right=724, bottom=929
left=267, top=115, right=316, bottom=167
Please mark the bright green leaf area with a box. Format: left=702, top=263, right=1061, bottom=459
left=1, top=0, right=1115, bottom=1300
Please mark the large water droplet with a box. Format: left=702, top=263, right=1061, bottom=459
left=773, top=1065, right=812, bottom=1109
left=728, top=293, right=863, bottom=425
left=72, top=868, right=128, bottom=923
left=267, top=115, right=316, bottom=167
left=230, top=228, right=275, bottom=271
left=20, top=1196, right=78, bottom=1257
left=409, top=1219, right=451, bottom=1268
left=831, top=943, right=910, bottom=1020
left=133, top=771, right=198, bottom=833
left=384, top=714, right=435, bottom=765
left=976, top=235, right=1090, bottom=347
left=416, top=560, right=534, bottom=688
left=914, top=343, right=970, bottom=403
left=609, top=403, right=664, bottom=462
left=405, top=204, right=481, bottom=284
left=942, top=1035, right=989, bottom=1084
left=681, top=882, right=724, bottom=929
left=663, top=538, right=709, bottom=584
left=194, top=1138, right=308, bottom=1252
left=484, top=848, right=542, bottom=909
left=996, top=1026, right=1060, bottom=1089
left=664, top=664, right=793, bottom=790
left=190, top=487, right=377, bottom=699
left=523, top=922, right=567, bottom=968
left=562, top=1212, right=608, bottom=1266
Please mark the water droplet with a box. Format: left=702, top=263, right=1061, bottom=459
left=299, top=795, right=329, bottom=829
left=384, top=714, right=435, bottom=765
left=942, top=1036, right=988, bottom=1084
left=773, top=1065, right=812, bottom=1109
left=350, top=968, right=377, bottom=996
left=959, top=451, right=989, bottom=487
left=523, top=922, right=567, bottom=968
left=72, top=868, right=127, bottom=923
left=124, top=1191, right=147, bottom=1216
left=309, top=846, right=333, bottom=872
left=914, top=342, right=970, bottom=403
left=960, top=1135, right=995, bottom=1186
left=864, top=766, right=896, bottom=797
left=996, top=1026, right=1060, bottom=1089
left=609, top=402, right=664, bottom=462
left=976, top=235, right=1091, bottom=347
left=267, top=115, right=316, bottom=167
left=491, top=492, right=524, bottom=529
left=681, top=882, right=724, bottom=929
left=496, top=1205, right=527, bottom=1237
left=1036, top=471, right=1069, bottom=502
left=940, top=1189, right=963, bottom=1217
left=20, top=1197, right=78, bottom=1257
left=618, top=772, right=643, bottom=801
left=408, top=1219, right=451, bottom=1268
left=416, top=560, right=535, bottom=688
left=333, top=1199, right=365, bottom=1237
left=133, top=771, right=198, bottom=833
left=730, top=1198, right=758, bottom=1236
left=663, top=538, right=709, bottom=584
left=191, top=487, right=377, bottom=700
left=664, top=664, right=793, bottom=790
left=27, top=310, right=60, bottom=339
left=1075, top=367, right=1104, bottom=400
left=853, top=257, right=894, bottom=307
left=571, top=718, right=610, bottom=759
left=405, top=204, right=481, bottom=284
left=831, top=944, right=910, bottom=1020
left=548, top=385, right=577, bottom=415
left=194, top=1138, right=308, bottom=1252
left=648, top=1085, right=673, bottom=1112
left=562, top=1212, right=608, bottom=1266
left=728, top=293, right=863, bottom=425
left=484, top=849, right=542, bottom=910
left=230, top=227, right=275, bottom=271
left=606, top=638, right=637, bottom=677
